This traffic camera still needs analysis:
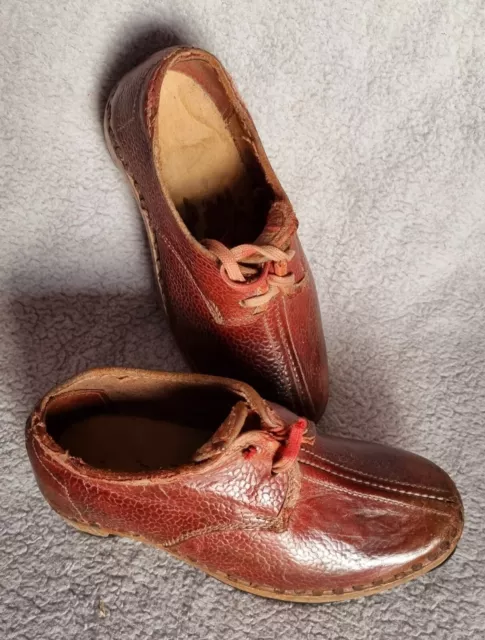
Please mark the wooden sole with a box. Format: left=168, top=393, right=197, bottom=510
left=63, top=514, right=462, bottom=603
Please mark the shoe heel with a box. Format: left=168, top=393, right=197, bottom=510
left=62, top=517, right=110, bottom=537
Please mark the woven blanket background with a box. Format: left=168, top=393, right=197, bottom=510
left=1, top=2, right=484, bottom=638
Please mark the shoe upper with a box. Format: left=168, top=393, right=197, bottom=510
left=106, top=47, right=328, bottom=421
left=26, top=368, right=463, bottom=597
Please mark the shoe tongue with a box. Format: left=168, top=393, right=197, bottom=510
left=192, top=401, right=250, bottom=462
left=254, top=198, right=298, bottom=249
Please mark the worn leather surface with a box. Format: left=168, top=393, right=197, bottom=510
left=106, top=47, right=328, bottom=421
left=27, top=368, right=463, bottom=596
left=2, top=1, right=485, bottom=637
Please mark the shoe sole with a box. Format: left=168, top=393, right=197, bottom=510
left=64, top=511, right=462, bottom=603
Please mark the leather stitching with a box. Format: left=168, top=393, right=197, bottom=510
left=302, top=448, right=452, bottom=494
left=163, top=519, right=272, bottom=547
left=304, top=475, right=452, bottom=517
left=281, top=296, right=315, bottom=416
left=154, top=458, right=293, bottom=546
left=32, top=438, right=87, bottom=524
left=261, top=312, right=294, bottom=408
left=273, top=462, right=301, bottom=528
left=161, top=236, right=225, bottom=324
left=63, top=478, right=458, bottom=599
left=171, top=520, right=458, bottom=597
left=275, top=306, right=304, bottom=414
left=300, top=458, right=456, bottom=502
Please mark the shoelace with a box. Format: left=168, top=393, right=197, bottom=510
left=270, top=418, right=309, bottom=474
left=204, top=239, right=296, bottom=308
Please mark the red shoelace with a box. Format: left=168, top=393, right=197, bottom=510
left=271, top=418, right=308, bottom=474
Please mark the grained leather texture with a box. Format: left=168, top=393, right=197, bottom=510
left=26, top=368, right=464, bottom=599
left=105, top=47, right=328, bottom=421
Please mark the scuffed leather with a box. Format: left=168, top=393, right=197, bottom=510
left=106, top=47, right=328, bottom=421
left=26, top=368, right=463, bottom=596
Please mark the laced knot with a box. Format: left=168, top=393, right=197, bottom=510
left=268, top=418, right=309, bottom=474
left=203, top=239, right=296, bottom=308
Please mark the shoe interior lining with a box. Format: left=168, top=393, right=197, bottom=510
left=154, top=60, right=273, bottom=247
left=45, top=384, right=239, bottom=472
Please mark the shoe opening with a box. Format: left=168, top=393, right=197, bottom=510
left=44, top=382, right=241, bottom=473
left=154, top=56, right=274, bottom=247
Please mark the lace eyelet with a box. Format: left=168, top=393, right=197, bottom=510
left=242, top=445, right=258, bottom=460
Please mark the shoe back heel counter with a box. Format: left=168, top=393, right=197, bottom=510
left=25, top=412, right=80, bottom=523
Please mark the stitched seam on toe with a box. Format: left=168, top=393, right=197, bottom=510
left=305, top=475, right=451, bottom=517
left=301, top=448, right=451, bottom=494
left=300, top=459, right=455, bottom=502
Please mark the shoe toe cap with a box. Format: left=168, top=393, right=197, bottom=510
left=297, top=435, right=464, bottom=593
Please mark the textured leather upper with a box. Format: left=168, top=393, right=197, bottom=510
left=106, top=47, right=328, bottom=421
left=26, top=368, right=463, bottom=597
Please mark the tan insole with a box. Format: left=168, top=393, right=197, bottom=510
left=156, top=70, right=266, bottom=245
left=157, top=70, right=247, bottom=207
left=58, top=413, right=213, bottom=472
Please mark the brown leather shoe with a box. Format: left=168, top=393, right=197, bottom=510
left=104, top=47, right=328, bottom=421
left=27, top=368, right=463, bottom=602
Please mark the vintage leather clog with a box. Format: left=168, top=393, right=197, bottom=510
left=27, top=368, right=463, bottom=602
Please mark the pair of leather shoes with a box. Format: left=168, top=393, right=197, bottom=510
left=26, top=47, right=463, bottom=603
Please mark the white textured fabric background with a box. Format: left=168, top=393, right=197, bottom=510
left=1, top=1, right=484, bottom=638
